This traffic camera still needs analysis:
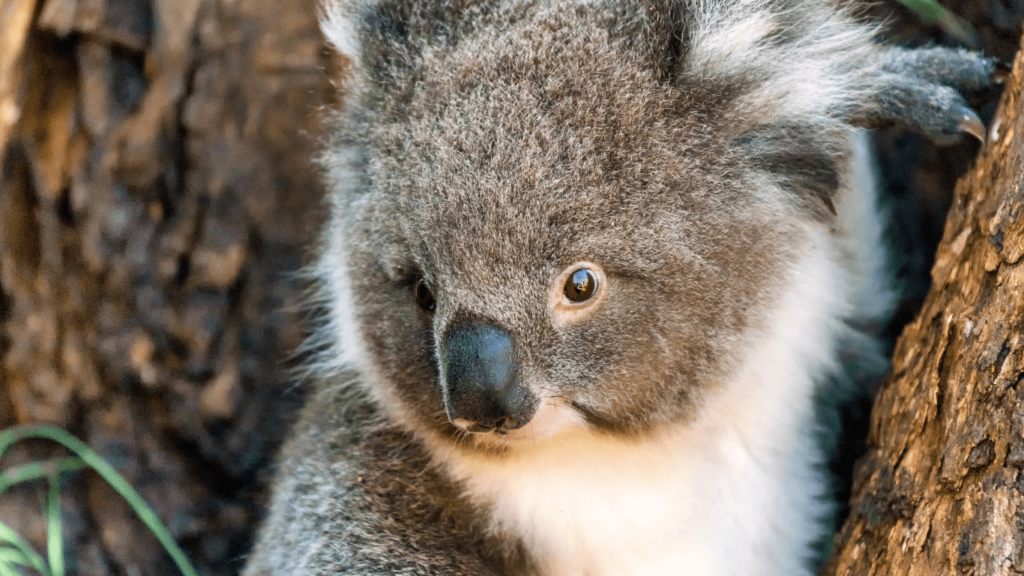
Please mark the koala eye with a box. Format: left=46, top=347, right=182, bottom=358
left=550, top=262, right=605, bottom=327
left=563, top=269, right=598, bottom=303
left=415, top=279, right=436, bottom=312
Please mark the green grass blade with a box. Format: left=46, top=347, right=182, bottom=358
left=45, top=475, right=64, bottom=576
left=936, top=10, right=980, bottom=46
left=0, top=427, right=197, bottom=576
left=0, top=522, right=50, bottom=576
left=0, top=546, right=31, bottom=566
left=896, top=0, right=944, bottom=21
left=896, top=0, right=979, bottom=46
left=0, top=457, right=88, bottom=496
left=0, top=560, right=21, bottom=576
left=0, top=545, right=50, bottom=576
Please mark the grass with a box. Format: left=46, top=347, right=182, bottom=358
left=0, top=426, right=199, bottom=576
left=896, top=0, right=980, bottom=47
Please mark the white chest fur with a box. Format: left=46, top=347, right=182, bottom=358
left=442, top=240, right=853, bottom=576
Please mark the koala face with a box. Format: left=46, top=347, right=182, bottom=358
left=329, top=4, right=814, bottom=452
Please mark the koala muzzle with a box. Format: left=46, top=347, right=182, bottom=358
left=441, top=324, right=536, bottom=432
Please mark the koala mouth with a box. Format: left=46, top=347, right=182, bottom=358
left=452, top=399, right=589, bottom=446
left=451, top=417, right=517, bottom=434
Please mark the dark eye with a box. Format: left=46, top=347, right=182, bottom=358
left=415, top=278, right=436, bottom=312
left=563, top=269, right=597, bottom=303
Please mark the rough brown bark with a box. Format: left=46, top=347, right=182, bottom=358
left=0, top=0, right=38, bottom=153
left=0, top=1, right=335, bottom=574
left=823, top=33, right=1024, bottom=576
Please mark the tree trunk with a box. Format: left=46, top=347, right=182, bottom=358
left=823, top=32, right=1024, bottom=576
left=0, top=1, right=335, bottom=574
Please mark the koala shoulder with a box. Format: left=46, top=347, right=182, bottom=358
left=243, top=377, right=522, bottom=576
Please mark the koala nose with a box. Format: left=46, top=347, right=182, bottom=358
left=441, top=324, right=536, bottom=432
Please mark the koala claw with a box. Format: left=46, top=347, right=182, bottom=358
left=955, top=105, right=986, bottom=144
left=992, top=61, right=1012, bottom=84
left=862, top=47, right=997, bottom=141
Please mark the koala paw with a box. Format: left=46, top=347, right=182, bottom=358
left=856, top=46, right=1000, bottom=143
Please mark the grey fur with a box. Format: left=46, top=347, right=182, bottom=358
left=244, top=375, right=529, bottom=574
left=244, top=1, right=994, bottom=574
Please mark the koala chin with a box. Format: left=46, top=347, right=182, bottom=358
left=244, top=1, right=996, bottom=574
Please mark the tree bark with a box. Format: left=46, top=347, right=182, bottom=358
left=0, top=1, right=335, bottom=574
left=0, top=0, right=37, bottom=154
left=823, top=33, right=1024, bottom=576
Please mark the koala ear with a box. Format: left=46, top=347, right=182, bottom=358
left=321, top=0, right=466, bottom=108
left=321, top=0, right=364, bottom=64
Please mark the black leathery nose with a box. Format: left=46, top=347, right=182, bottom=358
left=441, top=324, right=535, bottom=431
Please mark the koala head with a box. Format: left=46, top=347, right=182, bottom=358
left=318, top=0, right=869, bottom=452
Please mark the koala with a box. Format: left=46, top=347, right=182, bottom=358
left=243, top=1, right=996, bottom=574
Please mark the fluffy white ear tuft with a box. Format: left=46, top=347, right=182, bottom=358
left=320, top=0, right=363, bottom=61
